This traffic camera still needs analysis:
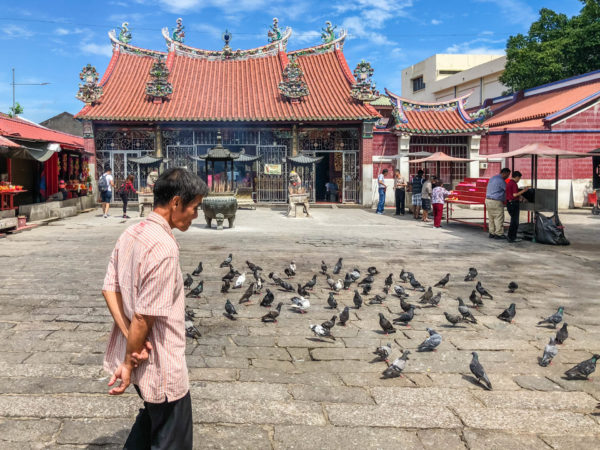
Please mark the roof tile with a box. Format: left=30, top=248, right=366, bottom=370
left=0, top=114, right=84, bottom=149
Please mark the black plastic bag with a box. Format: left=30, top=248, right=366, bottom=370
left=534, top=212, right=569, bottom=245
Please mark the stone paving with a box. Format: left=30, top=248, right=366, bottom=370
left=0, top=206, right=600, bottom=449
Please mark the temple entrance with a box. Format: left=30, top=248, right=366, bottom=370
left=257, top=145, right=288, bottom=203
left=315, top=152, right=332, bottom=202
left=311, top=151, right=359, bottom=203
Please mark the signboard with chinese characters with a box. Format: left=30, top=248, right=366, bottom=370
left=264, top=164, right=282, bottom=175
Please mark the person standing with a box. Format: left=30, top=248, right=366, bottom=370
left=118, top=174, right=137, bottom=219
left=506, top=170, right=529, bottom=242
left=393, top=169, right=406, bottom=215
left=485, top=167, right=511, bottom=239
left=421, top=174, right=432, bottom=223
left=99, top=167, right=115, bottom=218
left=411, top=170, right=424, bottom=219
left=376, top=169, right=388, bottom=214
left=431, top=179, right=450, bottom=228
left=102, top=168, right=208, bottom=449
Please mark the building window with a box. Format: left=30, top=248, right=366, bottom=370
left=439, top=70, right=461, bottom=76
left=412, top=76, right=425, bottom=92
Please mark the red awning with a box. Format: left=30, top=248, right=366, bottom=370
left=409, top=151, right=473, bottom=164
left=485, top=143, right=593, bottom=160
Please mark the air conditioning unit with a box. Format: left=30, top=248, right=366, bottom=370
left=479, top=162, right=488, bottom=169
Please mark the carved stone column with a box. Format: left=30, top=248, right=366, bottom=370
left=155, top=125, right=163, bottom=158
left=292, top=124, right=298, bottom=156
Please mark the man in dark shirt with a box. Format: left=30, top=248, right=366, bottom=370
left=505, top=171, right=529, bottom=243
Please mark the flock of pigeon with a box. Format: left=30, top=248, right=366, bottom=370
left=182, top=255, right=599, bottom=388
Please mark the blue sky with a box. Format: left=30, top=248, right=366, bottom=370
left=0, top=0, right=584, bottom=123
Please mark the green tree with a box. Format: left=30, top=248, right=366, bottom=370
left=500, top=0, right=600, bottom=93
left=8, top=102, right=24, bottom=117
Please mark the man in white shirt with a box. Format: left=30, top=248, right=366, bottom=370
left=100, top=167, right=115, bottom=218
left=376, top=169, right=388, bottom=214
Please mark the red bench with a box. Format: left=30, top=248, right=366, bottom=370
left=446, top=178, right=489, bottom=230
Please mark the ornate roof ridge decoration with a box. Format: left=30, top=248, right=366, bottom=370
left=145, top=56, right=173, bottom=102
left=108, top=29, right=166, bottom=58
left=117, top=22, right=132, bottom=44
left=350, top=60, right=378, bottom=103
left=162, top=19, right=291, bottom=61
left=278, top=56, right=309, bottom=101
left=386, top=88, right=473, bottom=110
left=288, top=21, right=346, bottom=57
left=172, top=18, right=185, bottom=43
left=469, top=106, right=493, bottom=123
left=76, top=64, right=103, bottom=105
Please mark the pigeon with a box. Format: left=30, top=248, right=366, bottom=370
left=279, top=280, right=295, bottom=292
left=185, top=306, right=195, bottom=321
left=379, top=313, right=396, bottom=335
left=289, top=260, right=297, bottom=273
left=321, top=315, right=337, bottom=330
left=333, top=258, right=343, bottom=275
left=327, top=292, right=338, bottom=309
left=350, top=268, right=361, bottom=281
left=269, top=272, right=282, bottom=285
left=470, top=352, right=492, bottom=390
left=457, top=297, right=477, bottom=323
left=476, top=281, right=493, bottom=299
left=464, top=267, right=478, bottom=282
left=497, top=303, right=516, bottom=323
left=304, top=274, right=317, bottom=290
left=361, top=284, right=372, bottom=295
left=297, top=283, right=310, bottom=298
left=555, top=323, right=568, bottom=344
left=353, top=290, right=363, bottom=309
left=219, top=253, right=233, bottom=268
left=369, top=293, right=387, bottom=305
left=254, top=277, right=264, bottom=293
left=224, top=299, right=237, bottom=319
left=539, top=337, right=558, bottom=367
left=428, top=292, right=442, bottom=307
left=469, top=290, right=484, bottom=308
left=382, top=350, right=410, bottom=378
left=393, top=305, right=415, bottom=327
left=253, top=269, right=262, bottom=281
left=238, top=283, right=255, bottom=304
left=343, top=276, right=353, bottom=290
left=358, top=275, right=374, bottom=286
left=400, top=297, right=414, bottom=313
left=393, top=285, right=408, bottom=299
left=187, top=281, right=204, bottom=298
left=367, top=266, right=379, bottom=275
left=246, top=260, right=262, bottom=272
left=333, top=279, right=343, bottom=292
left=419, top=287, right=433, bottom=303
left=408, top=274, right=425, bottom=292
left=435, top=273, right=450, bottom=288
left=185, top=321, right=202, bottom=341
left=222, top=266, right=240, bottom=282
left=508, top=281, right=518, bottom=293
left=221, top=279, right=231, bottom=293
left=291, top=296, right=310, bottom=313
left=417, top=328, right=442, bottom=352
left=444, top=312, right=464, bottom=326
left=233, top=272, right=246, bottom=289
left=374, top=343, right=392, bottom=362
left=284, top=267, right=296, bottom=278
left=399, top=269, right=409, bottom=283
left=384, top=273, right=394, bottom=287
left=320, top=260, right=328, bottom=274
left=260, top=289, right=274, bottom=307
left=310, top=324, right=336, bottom=340
left=184, top=273, right=194, bottom=289
left=538, top=306, right=564, bottom=328
left=192, top=262, right=203, bottom=276
left=564, top=354, right=600, bottom=380
left=339, top=306, right=350, bottom=326
left=262, top=302, right=283, bottom=323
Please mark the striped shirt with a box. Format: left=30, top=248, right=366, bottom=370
left=103, top=212, right=188, bottom=403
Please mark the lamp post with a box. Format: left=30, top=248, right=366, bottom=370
left=11, top=68, right=50, bottom=114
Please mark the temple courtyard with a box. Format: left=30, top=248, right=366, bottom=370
left=0, top=206, right=599, bottom=449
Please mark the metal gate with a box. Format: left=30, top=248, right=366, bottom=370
left=343, top=152, right=359, bottom=203
left=103, top=151, right=150, bottom=202
left=257, top=145, right=288, bottom=203
left=166, top=145, right=197, bottom=173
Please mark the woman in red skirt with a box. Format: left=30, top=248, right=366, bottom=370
left=431, top=179, right=450, bottom=228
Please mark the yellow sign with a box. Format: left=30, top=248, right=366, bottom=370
left=264, top=164, right=282, bottom=175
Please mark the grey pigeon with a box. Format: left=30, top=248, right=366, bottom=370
left=350, top=268, right=361, bottom=281
left=419, top=287, right=433, bottom=303
left=327, top=292, right=338, bottom=309
left=361, top=284, right=372, bottom=295
left=268, top=271, right=282, bottom=285
left=379, top=313, right=396, bottom=335
left=304, top=274, right=317, bottom=290
left=321, top=316, right=337, bottom=330
left=384, top=273, right=394, bottom=287
left=457, top=297, right=477, bottom=323
left=284, top=267, right=295, bottom=278
left=297, top=283, right=310, bottom=298
left=564, top=354, right=600, bottom=380
left=187, top=281, right=204, bottom=298
left=279, top=280, right=295, bottom=292
left=374, top=343, right=392, bottom=361
left=238, top=282, right=255, bottom=304
left=476, top=281, right=493, bottom=299
left=429, top=291, right=442, bottom=307
left=221, top=279, right=231, bottom=293
left=310, top=324, right=336, bottom=340
left=417, top=328, right=442, bottom=352
left=470, top=351, right=492, bottom=390
left=497, top=303, right=516, bottom=323
left=369, top=288, right=388, bottom=305
left=367, top=266, right=379, bottom=275
left=539, top=337, right=558, bottom=367
left=353, top=290, right=363, bottom=309
left=464, top=267, right=478, bottom=282
left=224, top=299, right=237, bottom=319
left=508, top=281, right=518, bottom=293
left=343, top=275, right=353, bottom=290
left=435, top=273, right=450, bottom=288
left=222, top=266, right=240, bottom=282
left=393, top=305, right=415, bottom=327
left=219, top=253, right=232, bottom=268
left=538, top=306, right=564, bottom=328
left=185, top=306, right=195, bottom=321
left=408, top=274, right=425, bottom=292
left=260, top=289, right=274, bottom=307
left=184, top=273, right=194, bottom=289
left=333, top=258, right=343, bottom=275
left=555, top=323, right=568, bottom=344
left=339, top=306, right=350, bottom=326
left=444, top=312, right=464, bottom=326
left=246, top=260, right=262, bottom=272
left=400, top=297, right=414, bottom=313
left=185, top=320, right=201, bottom=341
left=321, top=260, right=328, bottom=274
left=261, top=302, right=283, bottom=323
left=382, top=350, right=410, bottom=378
left=326, top=276, right=336, bottom=290
left=393, top=285, right=408, bottom=298
left=469, top=289, right=483, bottom=308
left=399, top=269, right=409, bottom=283
left=192, top=262, right=203, bottom=276
left=358, top=275, right=374, bottom=286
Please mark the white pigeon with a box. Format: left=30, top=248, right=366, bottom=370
left=291, top=296, right=310, bottom=313
left=310, top=324, right=335, bottom=340
left=234, top=272, right=246, bottom=289
left=333, top=279, right=343, bottom=292
left=289, top=260, right=297, bottom=273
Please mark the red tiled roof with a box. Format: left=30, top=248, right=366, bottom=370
left=385, top=90, right=487, bottom=136
left=76, top=50, right=379, bottom=122
left=485, top=80, right=600, bottom=129
left=0, top=113, right=84, bottom=149
left=0, top=135, right=21, bottom=148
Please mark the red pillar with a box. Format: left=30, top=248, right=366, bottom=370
left=45, top=153, right=59, bottom=196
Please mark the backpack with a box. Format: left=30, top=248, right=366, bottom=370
left=98, top=174, right=109, bottom=192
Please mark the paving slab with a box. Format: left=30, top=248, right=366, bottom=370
left=193, top=425, right=271, bottom=449
left=462, top=429, right=551, bottom=449
left=325, top=404, right=462, bottom=428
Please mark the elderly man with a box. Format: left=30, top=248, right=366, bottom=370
left=102, top=168, right=208, bottom=449
left=485, top=167, right=511, bottom=239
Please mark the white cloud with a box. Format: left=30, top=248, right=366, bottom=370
left=80, top=42, right=113, bottom=57
left=1, top=24, right=34, bottom=39
left=158, top=0, right=201, bottom=12
left=431, top=19, right=442, bottom=25
left=191, top=23, right=222, bottom=37
left=446, top=37, right=505, bottom=55
left=55, top=27, right=86, bottom=36
left=293, top=30, right=321, bottom=45
left=56, top=28, right=69, bottom=36
left=476, top=0, right=536, bottom=27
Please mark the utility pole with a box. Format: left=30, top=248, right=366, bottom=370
left=10, top=68, right=50, bottom=115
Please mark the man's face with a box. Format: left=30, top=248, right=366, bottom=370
left=514, top=176, right=522, bottom=183
left=172, top=195, right=203, bottom=231
left=501, top=172, right=510, bottom=180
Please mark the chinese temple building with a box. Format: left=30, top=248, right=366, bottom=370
left=75, top=19, right=380, bottom=204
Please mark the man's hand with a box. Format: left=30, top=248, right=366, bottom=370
left=108, top=360, right=134, bottom=395
left=131, top=340, right=152, bottom=368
